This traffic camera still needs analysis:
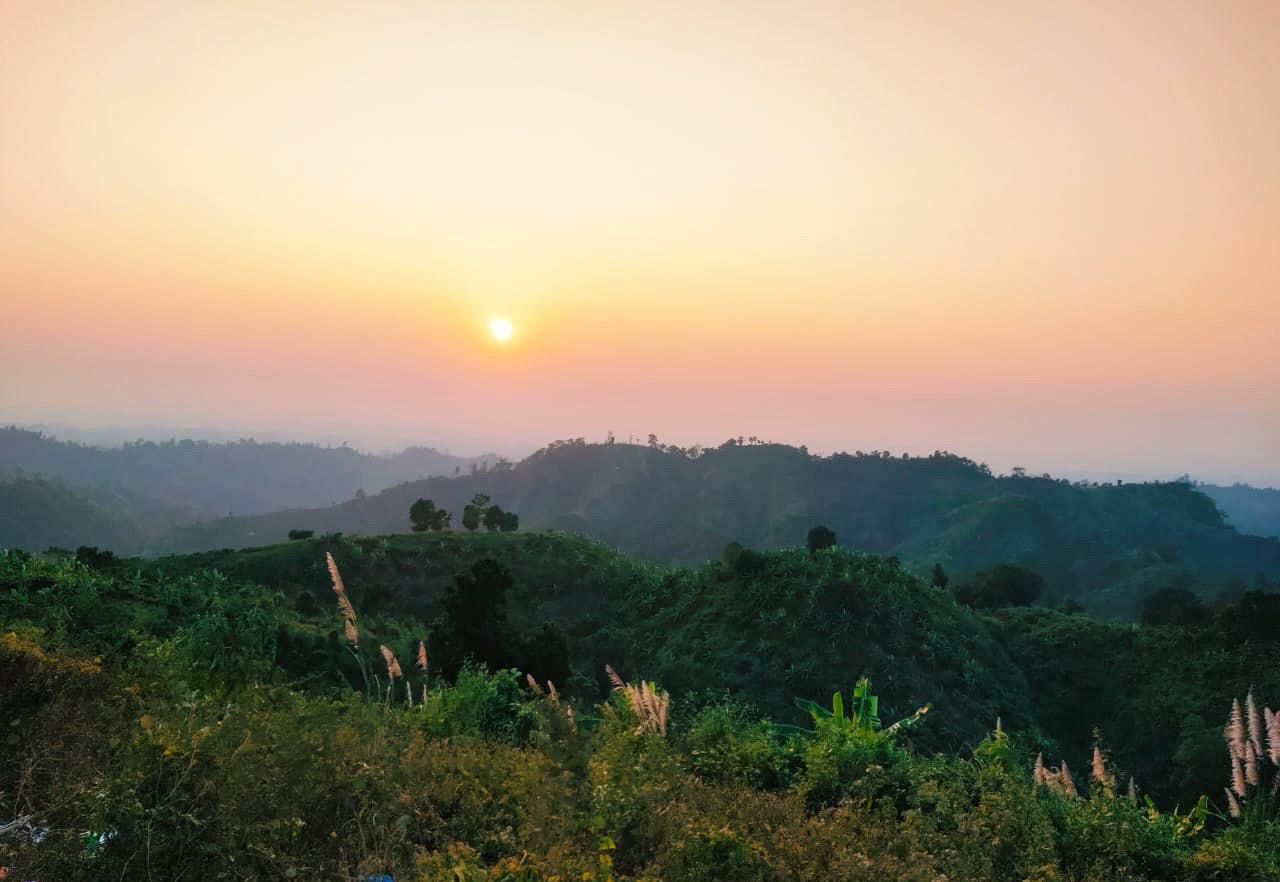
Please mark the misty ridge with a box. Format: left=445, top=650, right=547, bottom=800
left=0, top=426, right=499, bottom=517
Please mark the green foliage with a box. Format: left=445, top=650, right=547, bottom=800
left=1141, top=586, right=1208, bottom=628
left=169, top=582, right=284, bottom=688
left=788, top=678, right=924, bottom=811
left=955, top=562, right=1046, bottom=609
left=931, top=562, right=949, bottom=589
left=409, top=498, right=451, bottom=532
left=418, top=664, right=526, bottom=741
left=8, top=535, right=1280, bottom=879
left=805, top=524, right=837, bottom=553
left=679, top=697, right=803, bottom=791
left=462, top=493, right=491, bottom=532
left=136, top=441, right=1280, bottom=618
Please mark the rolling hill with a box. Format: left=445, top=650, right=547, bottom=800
left=45, top=528, right=1280, bottom=807
left=154, top=440, right=1280, bottom=616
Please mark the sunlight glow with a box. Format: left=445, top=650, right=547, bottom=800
left=489, top=317, right=514, bottom=342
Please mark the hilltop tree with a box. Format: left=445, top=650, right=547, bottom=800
left=409, top=498, right=450, bottom=532
left=806, top=525, right=837, bottom=554
left=462, top=494, right=491, bottom=531
left=931, top=563, right=949, bottom=589
left=955, top=563, right=1045, bottom=609
left=462, top=494, right=519, bottom=532
left=483, top=504, right=504, bottom=532
left=482, top=504, right=520, bottom=532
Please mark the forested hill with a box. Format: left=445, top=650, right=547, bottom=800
left=10, top=531, right=1280, bottom=876
left=0, top=426, right=495, bottom=518
left=160, top=440, right=1280, bottom=615
left=0, top=473, right=186, bottom=553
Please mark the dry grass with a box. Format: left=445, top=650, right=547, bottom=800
left=327, top=551, right=358, bottom=623
left=605, top=663, right=669, bottom=736
left=1222, top=690, right=1280, bottom=813
left=380, top=645, right=403, bottom=679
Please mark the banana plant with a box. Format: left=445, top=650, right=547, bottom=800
left=789, top=676, right=929, bottom=739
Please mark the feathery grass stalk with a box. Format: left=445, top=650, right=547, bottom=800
left=1091, top=744, right=1116, bottom=795
left=604, top=663, right=669, bottom=736
left=1247, top=691, right=1265, bottom=758
left=1222, top=692, right=1280, bottom=822
left=328, top=552, right=369, bottom=695
left=1266, top=707, right=1280, bottom=765
left=1225, top=788, right=1242, bottom=818
left=1059, top=761, right=1078, bottom=798
left=1227, top=698, right=1246, bottom=760
left=379, top=645, right=403, bottom=704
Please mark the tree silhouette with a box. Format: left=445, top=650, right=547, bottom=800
left=428, top=558, right=566, bottom=683
left=806, top=525, right=837, bottom=554
left=931, top=563, right=949, bottom=589
left=462, top=494, right=491, bottom=531
left=409, top=498, right=451, bottom=532
left=955, top=563, right=1045, bottom=609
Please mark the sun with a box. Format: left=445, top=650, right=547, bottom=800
left=488, top=317, right=514, bottom=342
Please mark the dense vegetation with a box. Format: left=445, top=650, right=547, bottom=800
left=155, top=441, right=1280, bottom=617
left=5, top=531, right=1280, bottom=879
left=0, top=472, right=184, bottom=552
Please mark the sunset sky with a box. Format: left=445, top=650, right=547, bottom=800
left=2, top=1, right=1278, bottom=483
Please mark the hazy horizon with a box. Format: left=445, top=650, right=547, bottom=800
left=6, top=419, right=1277, bottom=490
left=4, top=2, right=1277, bottom=486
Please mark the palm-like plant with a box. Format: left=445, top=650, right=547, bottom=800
left=794, top=676, right=929, bottom=739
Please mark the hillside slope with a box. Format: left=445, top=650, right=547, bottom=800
left=154, top=531, right=1030, bottom=748
left=79, top=531, right=1280, bottom=804
left=157, top=441, right=1280, bottom=614
left=0, top=473, right=188, bottom=553
left=10, top=536, right=1280, bottom=877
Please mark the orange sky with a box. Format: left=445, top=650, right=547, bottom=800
left=2, top=1, right=1278, bottom=482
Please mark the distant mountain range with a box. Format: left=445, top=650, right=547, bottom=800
left=1196, top=482, right=1280, bottom=538
left=0, top=426, right=496, bottom=519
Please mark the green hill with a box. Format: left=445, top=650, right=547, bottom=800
left=155, top=441, right=1280, bottom=616
left=146, top=530, right=1280, bottom=803
left=154, top=531, right=1030, bottom=749
left=0, top=472, right=186, bottom=553
left=8, top=531, right=1280, bottom=878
